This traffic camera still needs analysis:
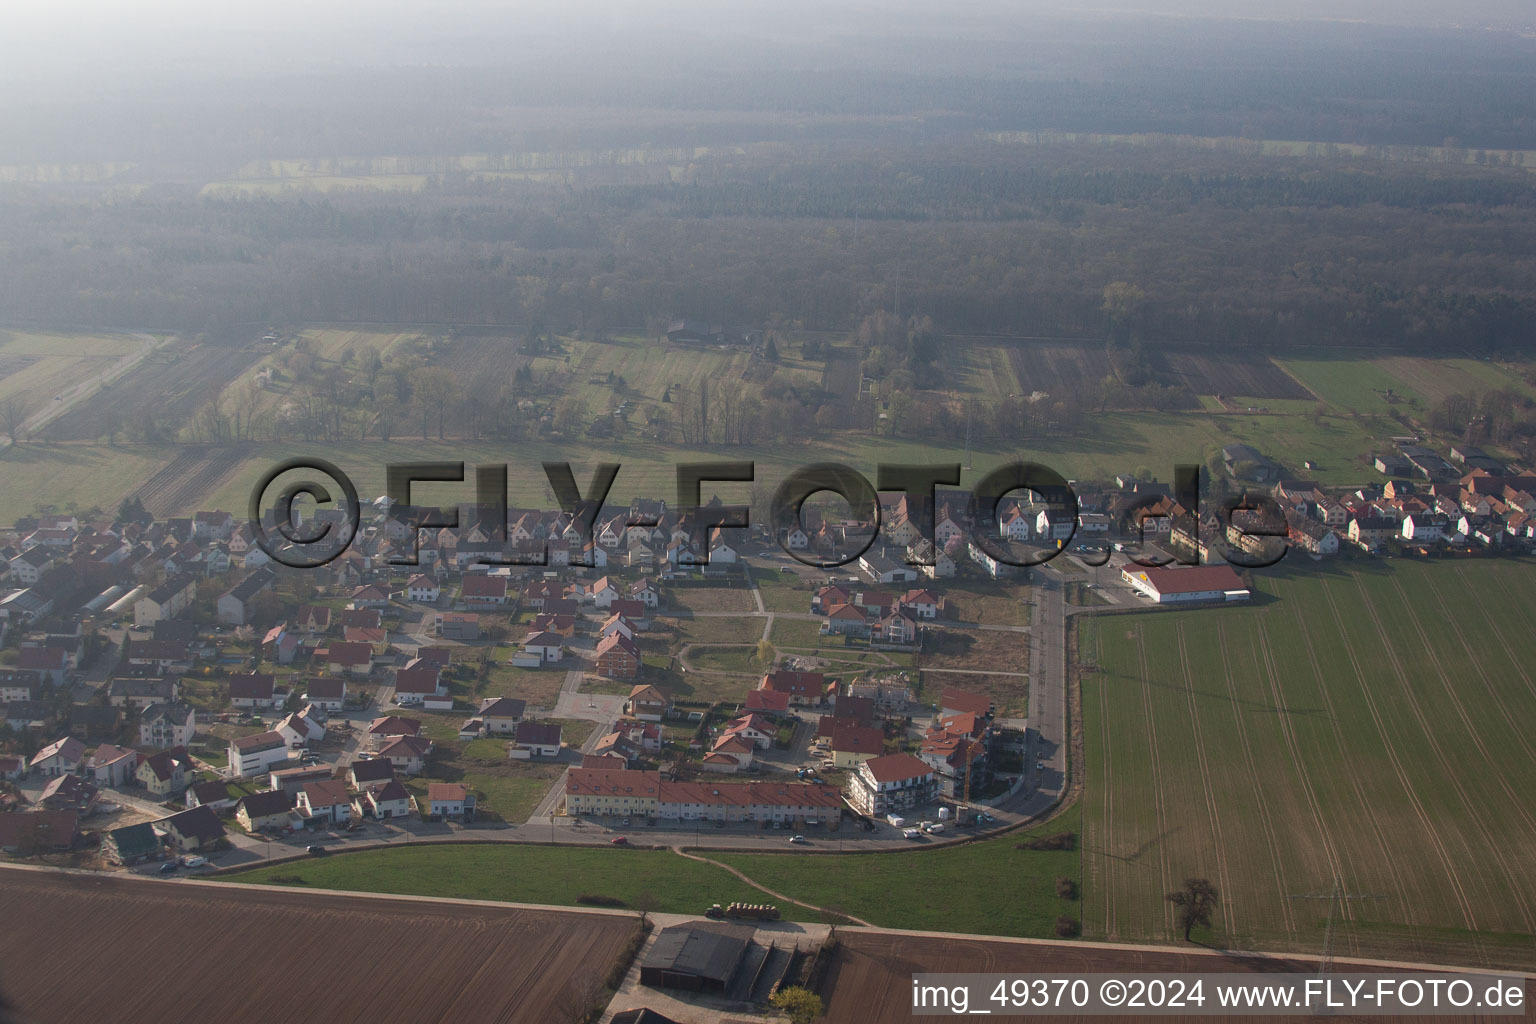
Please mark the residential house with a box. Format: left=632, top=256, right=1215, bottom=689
left=228, top=673, right=278, bottom=709
left=303, top=678, right=347, bottom=713
left=164, top=805, right=226, bottom=851
left=406, top=574, right=441, bottom=603
left=0, top=668, right=39, bottom=704
left=296, top=780, right=352, bottom=824
left=106, top=676, right=177, bottom=709
left=349, top=584, right=390, bottom=608
left=436, top=612, right=480, bottom=641
left=520, top=631, right=564, bottom=665
left=89, top=743, right=139, bottom=788
left=236, top=790, right=295, bottom=832
left=136, top=750, right=188, bottom=797
left=459, top=575, right=509, bottom=607
left=16, top=646, right=68, bottom=686
left=393, top=661, right=446, bottom=706
left=0, top=808, right=79, bottom=854
left=940, top=688, right=994, bottom=720
left=586, top=576, right=620, bottom=609
left=347, top=758, right=395, bottom=789
left=185, top=779, right=236, bottom=811
left=29, top=736, right=85, bottom=777
left=825, top=722, right=885, bottom=768
left=217, top=568, right=275, bottom=626
left=369, top=715, right=423, bottom=750
left=104, top=821, right=162, bottom=865
left=594, top=632, right=642, bottom=679
left=325, top=641, right=374, bottom=676
left=39, top=773, right=100, bottom=814
left=900, top=589, right=940, bottom=620
left=509, top=720, right=563, bottom=759
left=859, top=550, right=918, bottom=585
left=228, top=731, right=291, bottom=777
left=758, top=669, right=830, bottom=707
left=719, top=713, right=775, bottom=750
left=0, top=755, right=23, bottom=782
left=354, top=780, right=412, bottom=820
left=847, top=752, right=936, bottom=817
left=478, top=697, right=527, bottom=735
left=377, top=735, right=431, bottom=775
left=268, top=764, right=333, bottom=796
left=427, top=782, right=475, bottom=821
left=625, top=684, right=671, bottom=722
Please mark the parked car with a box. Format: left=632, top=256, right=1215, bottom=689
left=158, top=861, right=179, bottom=875
left=1036, top=761, right=1045, bottom=771
left=179, top=855, right=207, bottom=868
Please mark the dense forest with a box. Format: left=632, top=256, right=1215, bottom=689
left=3, top=14, right=1536, bottom=352
left=2, top=141, right=1535, bottom=351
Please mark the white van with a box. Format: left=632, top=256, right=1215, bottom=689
left=903, top=828, right=922, bottom=840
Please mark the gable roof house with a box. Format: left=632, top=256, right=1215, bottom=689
left=228, top=673, right=278, bottom=709
left=164, top=804, right=226, bottom=851
left=296, top=780, right=352, bottom=824
left=136, top=749, right=189, bottom=797
left=325, top=640, right=374, bottom=676
left=236, top=789, right=296, bottom=832
left=509, top=720, right=563, bottom=759
left=595, top=632, right=642, bottom=680
left=29, top=736, right=86, bottom=777
left=625, top=684, right=671, bottom=722
left=133, top=574, right=199, bottom=628
left=216, top=568, right=276, bottom=626
left=477, top=696, right=527, bottom=735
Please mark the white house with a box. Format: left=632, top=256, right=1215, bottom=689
left=406, top=574, right=441, bottom=603
left=296, top=780, right=352, bottom=824
left=228, top=731, right=291, bottom=777
left=29, top=736, right=85, bottom=777
left=509, top=720, right=562, bottom=759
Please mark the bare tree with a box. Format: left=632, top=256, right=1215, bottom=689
left=0, top=397, right=26, bottom=444
left=1167, top=878, right=1219, bottom=941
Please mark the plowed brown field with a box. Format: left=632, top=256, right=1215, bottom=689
left=0, top=869, right=639, bottom=1024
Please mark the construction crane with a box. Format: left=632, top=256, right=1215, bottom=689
left=1287, top=880, right=1387, bottom=983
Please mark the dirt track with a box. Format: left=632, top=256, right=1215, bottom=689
left=0, top=869, right=639, bottom=1024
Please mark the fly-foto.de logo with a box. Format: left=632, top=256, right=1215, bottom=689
left=247, top=457, right=1290, bottom=571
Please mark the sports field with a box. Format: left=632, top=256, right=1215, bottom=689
left=1080, top=558, right=1536, bottom=970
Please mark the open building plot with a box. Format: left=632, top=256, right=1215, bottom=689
left=1080, top=559, right=1536, bottom=971
left=0, top=869, right=641, bottom=1024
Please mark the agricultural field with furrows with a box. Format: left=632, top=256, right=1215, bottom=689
left=0, top=329, right=146, bottom=421
left=1080, top=559, right=1536, bottom=971
left=0, top=871, right=640, bottom=1024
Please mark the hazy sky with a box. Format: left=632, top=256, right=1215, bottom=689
left=3, top=0, right=1530, bottom=77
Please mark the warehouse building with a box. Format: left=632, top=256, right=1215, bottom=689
left=639, top=922, right=754, bottom=993
left=1120, top=564, right=1250, bottom=604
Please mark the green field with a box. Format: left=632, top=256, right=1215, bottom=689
left=0, top=337, right=1530, bottom=527
left=1081, top=559, right=1536, bottom=970
left=221, top=805, right=1081, bottom=934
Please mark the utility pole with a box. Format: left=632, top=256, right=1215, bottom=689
left=1287, top=880, right=1387, bottom=982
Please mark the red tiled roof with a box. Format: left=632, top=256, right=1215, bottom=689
left=861, top=752, right=932, bottom=783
